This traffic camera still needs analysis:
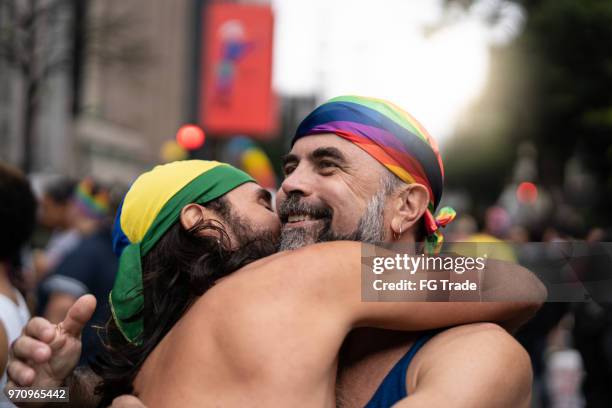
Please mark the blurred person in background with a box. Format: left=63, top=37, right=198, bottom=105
left=36, top=178, right=117, bottom=366
left=480, top=205, right=512, bottom=240
left=508, top=224, right=530, bottom=244
left=33, top=176, right=80, bottom=282
left=586, top=227, right=605, bottom=243
left=515, top=222, right=580, bottom=408
left=0, top=163, right=36, bottom=408
left=445, top=214, right=477, bottom=242
left=464, top=205, right=517, bottom=262
left=571, top=227, right=612, bottom=408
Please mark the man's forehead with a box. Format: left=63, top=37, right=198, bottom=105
left=287, top=133, right=390, bottom=175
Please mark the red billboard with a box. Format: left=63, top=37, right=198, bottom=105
left=200, top=3, right=276, bottom=138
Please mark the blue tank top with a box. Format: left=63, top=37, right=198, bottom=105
left=363, top=332, right=436, bottom=408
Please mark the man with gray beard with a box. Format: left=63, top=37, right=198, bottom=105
left=6, top=96, right=544, bottom=407
left=278, top=175, right=392, bottom=250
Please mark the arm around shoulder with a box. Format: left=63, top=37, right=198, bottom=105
left=259, top=243, right=545, bottom=335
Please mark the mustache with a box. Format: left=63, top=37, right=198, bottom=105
left=277, top=193, right=333, bottom=223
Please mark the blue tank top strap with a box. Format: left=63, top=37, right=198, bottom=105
left=363, top=331, right=438, bottom=408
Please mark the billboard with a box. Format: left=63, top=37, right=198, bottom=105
left=200, top=3, right=276, bottom=138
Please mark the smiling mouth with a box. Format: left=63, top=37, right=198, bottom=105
left=286, top=214, right=322, bottom=226
left=278, top=195, right=333, bottom=229
left=287, top=214, right=316, bottom=223
left=283, top=212, right=330, bottom=228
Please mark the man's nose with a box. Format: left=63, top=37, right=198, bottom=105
left=280, top=164, right=315, bottom=197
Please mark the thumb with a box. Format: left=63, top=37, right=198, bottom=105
left=61, top=294, right=97, bottom=337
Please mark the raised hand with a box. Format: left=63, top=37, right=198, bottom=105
left=5, top=294, right=96, bottom=389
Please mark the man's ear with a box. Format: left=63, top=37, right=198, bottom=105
left=390, top=184, right=429, bottom=237
left=180, top=203, right=211, bottom=231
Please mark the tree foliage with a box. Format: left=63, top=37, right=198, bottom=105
left=443, top=0, right=612, bottom=227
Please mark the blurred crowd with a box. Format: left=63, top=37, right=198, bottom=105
left=0, top=163, right=124, bottom=396
left=446, top=207, right=612, bottom=408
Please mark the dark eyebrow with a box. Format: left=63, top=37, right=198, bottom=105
left=256, top=188, right=272, bottom=203
left=310, top=147, right=347, bottom=164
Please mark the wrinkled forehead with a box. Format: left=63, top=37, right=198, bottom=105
left=288, top=133, right=388, bottom=173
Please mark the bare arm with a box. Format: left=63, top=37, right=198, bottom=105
left=288, top=241, right=545, bottom=333
left=393, top=323, right=532, bottom=408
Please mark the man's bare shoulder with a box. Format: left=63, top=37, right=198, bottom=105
left=202, top=241, right=362, bottom=302
left=411, top=323, right=531, bottom=377
left=147, top=242, right=363, bottom=398
left=255, top=241, right=362, bottom=272
left=178, top=241, right=362, bottom=352
left=420, top=321, right=517, bottom=342
left=405, top=323, right=532, bottom=407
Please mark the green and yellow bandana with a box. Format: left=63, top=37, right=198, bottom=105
left=110, top=160, right=254, bottom=344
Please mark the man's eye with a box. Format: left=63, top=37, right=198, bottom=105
left=319, top=161, right=338, bottom=169
left=283, top=165, right=296, bottom=175
left=259, top=199, right=273, bottom=211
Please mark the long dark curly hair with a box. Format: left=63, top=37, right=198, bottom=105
left=92, top=196, right=278, bottom=406
left=0, top=163, right=37, bottom=291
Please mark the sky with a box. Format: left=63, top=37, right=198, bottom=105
left=270, top=0, right=524, bottom=144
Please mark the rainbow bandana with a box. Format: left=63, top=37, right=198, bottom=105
left=110, top=160, right=254, bottom=344
left=73, top=178, right=110, bottom=219
left=292, top=95, right=456, bottom=254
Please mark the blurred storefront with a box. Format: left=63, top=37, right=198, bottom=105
left=74, top=0, right=194, bottom=184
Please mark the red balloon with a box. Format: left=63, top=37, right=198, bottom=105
left=176, top=125, right=205, bottom=150
left=516, top=182, right=538, bottom=204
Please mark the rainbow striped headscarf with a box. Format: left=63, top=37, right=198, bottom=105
left=293, top=95, right=456, bottom=253
left=110, top=160, right=254, bottom=344
left=73, top=178, right=110, bottom=219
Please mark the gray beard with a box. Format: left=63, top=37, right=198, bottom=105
left=279, top=190, right=387, bottom=251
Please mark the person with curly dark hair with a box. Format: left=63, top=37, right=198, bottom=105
left=0, top=163, right=36, bottom=407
